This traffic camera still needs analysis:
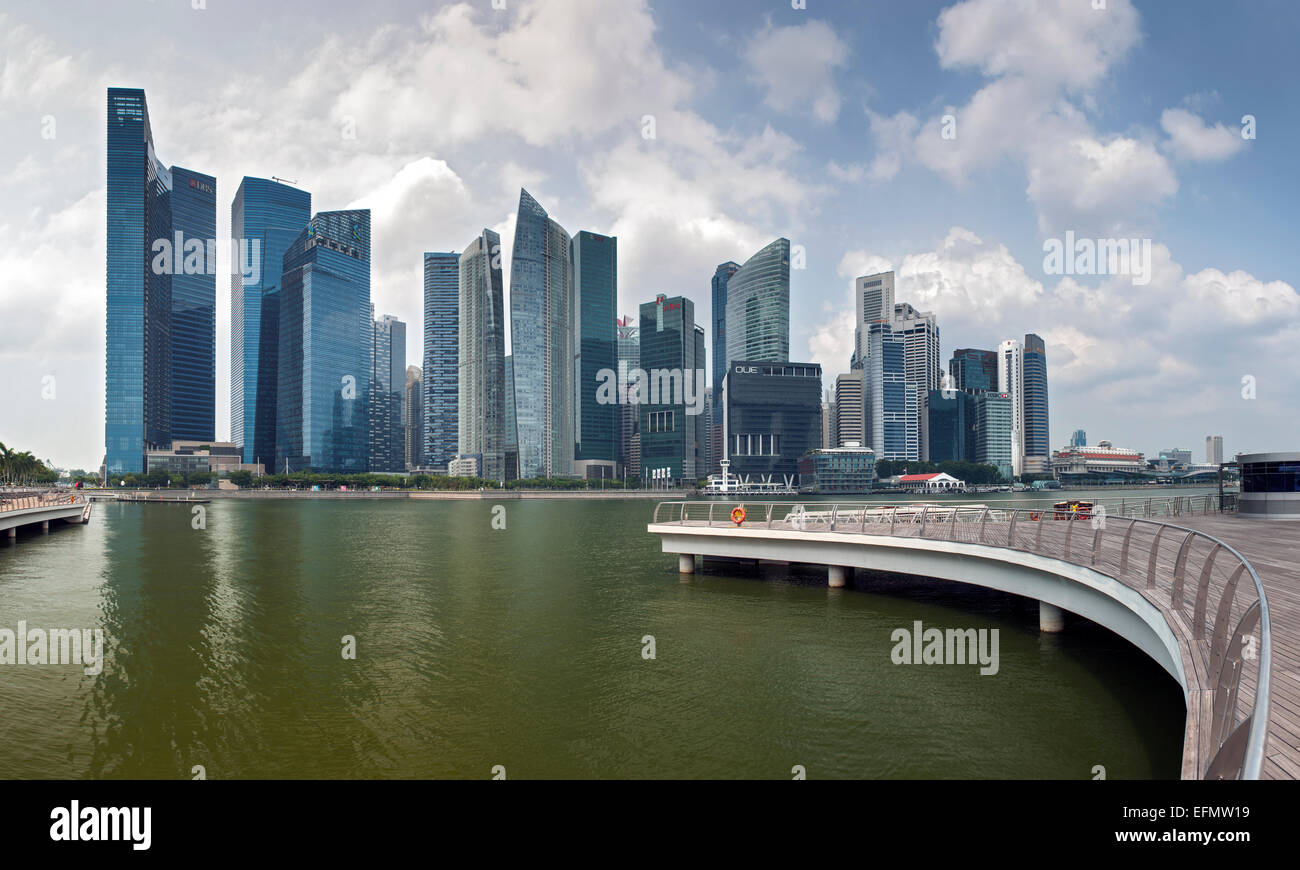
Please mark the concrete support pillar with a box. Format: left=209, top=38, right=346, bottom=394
left=1039, top=601, right=1065, bottom=633
left=828, top=565, right=849, bottom=588
left=678, top=554, right=696, bottom=574
left=41, top=521, right=49, bottom=533
left=6, top=528, right=15, bottom=539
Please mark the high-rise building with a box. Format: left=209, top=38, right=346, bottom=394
left=639, top=295, right=705, bottom=483
left=1070, top=428, right=1087, bottom=448
left=725, top=239, right=790, bottom=374
left=275, top=209, right=372, bottom=473
left=998, top=338, right=1025, bottom=477
left=458, top=230, right=507, bottom=482
left=834, top=370, right=865, bottom=447
left=853, top=271, right=895, bottom=367
left=404, top=366, right=423, bottom=470
left=503, top=355, right=518, bottom=480
left=927, top=390, right=976, bottom=463
left=821, top=391, right=834, bottom=449
left=509, top=189, right=574, bottom=479
left=616, top=316, right=640, bottom=478
left=572, top=231, right=618, bottom=478
left=864, top=324, right=919, bottom=461
left=1206, top=435, right=1224, bottom=465
left=973, top=392, right=1013, bottom=481
left=106, top=87, right=216, bottom=474
left=422, top=251, right=459, bottom=472
left=1022, top=333, right=1050, bottom=473
left=892, top=302, right=941, bottom=398
left=710, top=260, right=741, bottom=472
left=167, top=167, right=217, bottom=443
left=723, top=361, right=822, bottom=483
left=230, top=176, right=311, bottom=465
left=949, top=348, right=999, bottom=393
left=369, top=314, right=405, bottom=473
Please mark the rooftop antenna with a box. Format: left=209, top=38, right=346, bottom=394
left=272, top=176, right=298, bottom=185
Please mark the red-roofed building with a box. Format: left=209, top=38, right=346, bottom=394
left=898, top=471, right=963, bottom=491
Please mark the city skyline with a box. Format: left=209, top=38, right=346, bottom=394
left=2, top=0, right=1295, bottom=470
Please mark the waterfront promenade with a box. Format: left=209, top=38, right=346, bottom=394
left=649, top=496, right=1296, bottom=780
left=0, top=490, right=91, bottom=537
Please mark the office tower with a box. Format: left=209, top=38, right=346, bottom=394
left=1206, top=435, right=1224, bottom=465
left=710, top=260, right=741, bottom=471
left=834, top=370, right=865, bottom=447
left=405, top=366, right=423, bottom=470
left=724, top=362, right=822, bottom=482
left=853, top=271, right=896, bottom=367
left=616, top=316, right=640, bottom=478
left=106, top=87, right=215, bottom=473
left=694, top=325, right=707, bottom=479
left=725, top=239, right=790, bottom=373
left=1070, top=428, right=1087, bottom=448
left=949, top=348, right=999, bottom=393
left=892, top=302, right=941, bottom=396
left=167, top=167, right=217, bottom=443
left=927, top=389, right=976, bottom=463
left=703, top=388, right=715, bottom=476
left=422, top=251, right=459, bottom=472
left=1022, top=333, right=1050, bottom=472
left=230, top=177, right=311, bottom=464
left=275, top=209, right=371, bottom=473
left=998, top=338, right=1025, bottom=477
left=369, top=314, right=405, bottom=473
left=821, top=391, right=834, bottom=450
left=509, top=189, right=574, bottom=479
left=458, top=230, right=507, bottom=482
left=864, top=324, right=919, bottom=462
left=639, top=295, right=704, bottom=482
left=572, top=231, right=618, bottom=478
left=503, top=355, right=518, bottom=480
left=973, top=392, right=1013, bottom=481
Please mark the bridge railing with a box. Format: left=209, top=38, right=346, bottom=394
left=651, top=495, right=1270, bottom=781
left=0, top=490, right=86, bottom=514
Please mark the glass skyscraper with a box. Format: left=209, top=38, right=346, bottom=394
left=106, top=87, right=214, bottom=474
left=509, top=188, right=573, bottom=479
left=974, top=392, right=1014, bottom=481
left=275, top=209, right=372, bottom=473
left=949, top=348, right=998, bottom=393
left=167, top=167, right=217, bottom=443
left=723, top=361, right=822, bottom=481
left=710, top=260, right=741, bottom=472
left=458, top=230, right=507, bottom=482
left=369, top=314, right=406, bottom=473
left=405, top=365, right=423, bottom=470
left=638, top=296, right=704, bottom=482
left=1022, top=333, right=1050, bottom=466
left=725, top=238, right=790, bottom=374
left=616, top=317, right=640, bottom=478
left=422, top=251, right=460, bottom=471
left=572, top=231, right=618, bottom=477
left=503, top=355, right=518, bottom=480
left=865, top=324, right=919, bottom=461
left=230, top=176, right=311, bottom=465
left=927, top=389, right=975, bottom=463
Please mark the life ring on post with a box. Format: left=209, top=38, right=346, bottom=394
left=1029, top=511, right=1041, bottom=522
left=731, top=506, right=746, bottom=526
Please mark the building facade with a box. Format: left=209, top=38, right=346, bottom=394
left=724, top=238, right=790, bottom=373
left=509, top=189, right=574, bottom=479
left=275, top=209, right=372, bottom=473
left=458, top=230, right=507, bottom=482
left=423, top=251, right=460, bottom=472
left=973, top=392, right=1013, bottom=481
left=404, top=365, right=422, bottom=470
left=723, top=361, right=822, bottom=483
left=616, top=317, right=640, bottom=478
left=798, top=445, right=876, bottom=493
left=230, top=176, right=311, bottom=464
left=572, top=231, right=618, bottom=478
left=369, top=314, right=405, bottom=473
left=710, top=261, right=741, bottom=473
left=927, top=389, right=976, bottom=463
left=1022, top=333, right=1050, bottom=473
left=834, top=370, right=865, bottom=448
left=638, top=296, right=704, bottom=483
left=998, top=338, right=1025, bottom=477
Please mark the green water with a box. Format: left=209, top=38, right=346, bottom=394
left=0, top=490, right=1191, bottom=779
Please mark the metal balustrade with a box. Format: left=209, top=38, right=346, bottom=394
left=0, top=490, right=86, bottom=514
left=651, top=493, right=1269, bottom=781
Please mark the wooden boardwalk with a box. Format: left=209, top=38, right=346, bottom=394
left=1177, top=515, right=1300, bottom=780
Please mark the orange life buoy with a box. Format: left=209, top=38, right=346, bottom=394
left=1029, top=511, right=1041, bottom=521
left=731, top=506, right=746, bottom=526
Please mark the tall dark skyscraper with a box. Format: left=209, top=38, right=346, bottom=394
left=948, top=348, right=999, bottom=393
left=167, top=167, right=217, bottom=443
left=509, top=189, right=574, bottom=479
left=639, top=295, right=705, bottom=482
left=572, top=231, right=618, bottom=478
left=1022, top=333, right=1050, bottom=469
left=422, top=251, right=460, bottom=471
left=105, top=87, right=214, bottom=474
left=230, top=176, right=311, bottom=465
left=710, top=260, right=740, bottom=473
left=458, top=230, right=506, bottom=481
left=275, top=209, right=371, bottom=473
left=404, top=365, right=423, bottom=470
left=369, top=314, right=406, bottom=473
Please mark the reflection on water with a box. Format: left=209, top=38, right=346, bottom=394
left=0, top=491, right=1188, bottom=779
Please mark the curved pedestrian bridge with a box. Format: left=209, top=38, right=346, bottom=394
left=0, top=490, right=91, bottom=537
left=648, top=496, right=1293, bottom=781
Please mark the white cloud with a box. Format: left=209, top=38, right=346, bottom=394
left=743, top=19, right=851, bottom=123
left=1160, top=107, right=1247, bottom=162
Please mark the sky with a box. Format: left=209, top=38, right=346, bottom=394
left=0, top=0, right=1297, bottom=471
